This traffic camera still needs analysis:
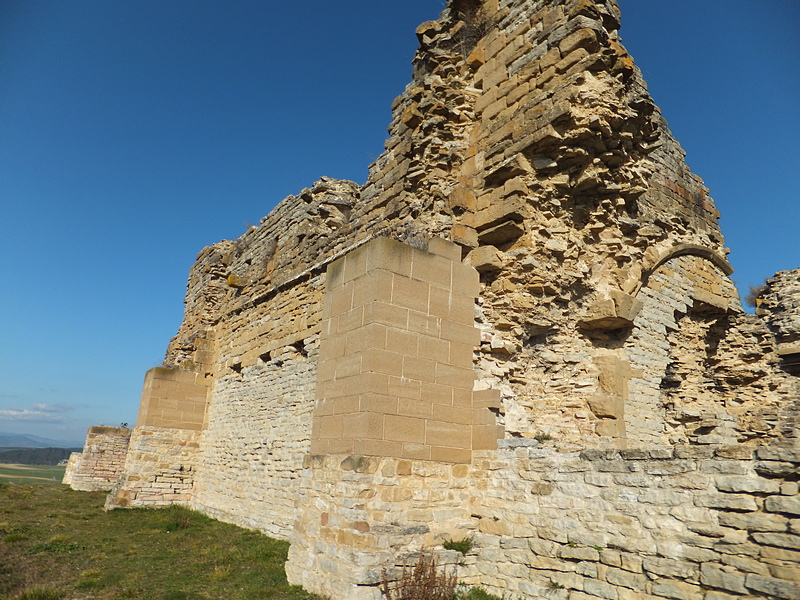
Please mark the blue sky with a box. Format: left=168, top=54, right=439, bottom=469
left=1, top=1, right=798, bottom=443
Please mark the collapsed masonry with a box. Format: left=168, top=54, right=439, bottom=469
left=64, top=1, right=800, bottom=598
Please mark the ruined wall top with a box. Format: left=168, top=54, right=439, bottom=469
left=152, top=0, right=797, bottom=450
left=759, top=268, right=800, bottom=346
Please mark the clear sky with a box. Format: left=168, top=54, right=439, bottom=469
left=1, top=1, right=798, bottom=444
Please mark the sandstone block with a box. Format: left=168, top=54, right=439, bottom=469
left=766, top=494, right=800, bottom=515
left=385, top=327, right=417, bottom=356
left=384, top=414, right=425, bottom=444
left=558, top=28, right=599, bottom=56
left=476, top=220, right=525, bottom=245
left=451, top=224, right=478, bottom=248
left=396, top=399, right=433, bottom=420
left=651, top=580, right=703, bottom=600
left=466, top=245, right=504, bottom=273
left=751, top=532, right=800, bottom=550
left=715, top=475, right=780, bottom=494
left=745, top=573, right=800, bottom=599
left=353, top=270, right=393, bottom=308
left=699, top=563, right=747, bottom=594
left=430, top=446, right=471, bottom=464
left=342, top=412, right=383, bottom=440
left=475, top=195, right=528, bottom=231
left=363, top=301, right=409, bottom=330
left=642, top=557, right=697, bottom=579
left=362, top=349, right=404, bottom=377
left=364, top=237, right=414, bottom=278
left=694, top=493, right=758, bottom=512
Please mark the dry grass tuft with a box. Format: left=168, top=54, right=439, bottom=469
left=381, top=551, right=457, bottom=600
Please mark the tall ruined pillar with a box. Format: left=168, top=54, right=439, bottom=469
left=287, top=236, right=500, bottom=599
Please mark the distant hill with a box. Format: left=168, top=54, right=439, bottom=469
left=0, top=432, right=84, bottom=449
left=0, top=447, right=82, bottom=466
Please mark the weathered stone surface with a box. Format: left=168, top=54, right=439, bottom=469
left=766, top=495, right=800, bottom=516
left=745, top=573, right=800, bottom=599
left=715, top=475, right=780, bottom=494
left=66, top=1, right=800, bottom=600
left=700, top=563, right=747, bottom=594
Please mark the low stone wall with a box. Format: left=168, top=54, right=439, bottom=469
left=105, top=426, right=200, bottom=508
left=62, top=426, right=131, bottom=491
left=287, top=443, right=800, bottom=600
left=469, top=442, right=800, bottom=600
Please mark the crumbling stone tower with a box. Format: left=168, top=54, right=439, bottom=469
left=66, top=1, right=799, bottom=599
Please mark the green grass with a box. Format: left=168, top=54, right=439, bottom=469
left=0, top=483, right=324, bottom=600
left=0, top=464, right=66, bottom=484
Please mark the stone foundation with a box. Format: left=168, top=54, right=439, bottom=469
left=287, top=444, right=800, bottom=600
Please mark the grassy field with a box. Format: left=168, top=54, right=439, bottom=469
left=0, top=482, right=323, bottom=600
left=0, top=464, right=66, bottom=484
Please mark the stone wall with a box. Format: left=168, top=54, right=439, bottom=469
left=287, top=453, right=476, bottom=600
left=105, top=426, right=200, bottom=508
left=759, top=268, right=800, bottom=376
left=288, top=444, right=800, bottom=600
left=70, top=1, right=800, bottom=599
left=466, top=443, right=800, bottom=600
left=62, top=426, right=130, bottom=491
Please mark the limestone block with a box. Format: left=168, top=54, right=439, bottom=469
left=694, top=493, right=758, bottom=512
left=451, top=224, right=478, bottom=248
left=466, top=246, right=504, bottom=273
left=765, top=495, right=800, bottom=516
left=700, top=564, right=747, bottom=594
left=744, top=573, right=800, bottom=599
left=751, top=532, right=800, bottom=550
left=715, top=475, right=780, bottom=494
left=475, top=195, right=528, bottom=231
left=650, top=579, right=703, bottom=600
left=477, top=220, right=526, bottom=245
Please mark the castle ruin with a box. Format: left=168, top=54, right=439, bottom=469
left=65, top=1, right=800, bottom=598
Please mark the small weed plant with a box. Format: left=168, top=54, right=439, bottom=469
left=454, top=585, right=508, bottom=600
left=442, top=536, right=474, bottom=554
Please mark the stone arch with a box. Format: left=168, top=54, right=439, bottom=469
left=622, top=249, right=740, bottom=445
left=628, top=243, right=733, bottom=296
